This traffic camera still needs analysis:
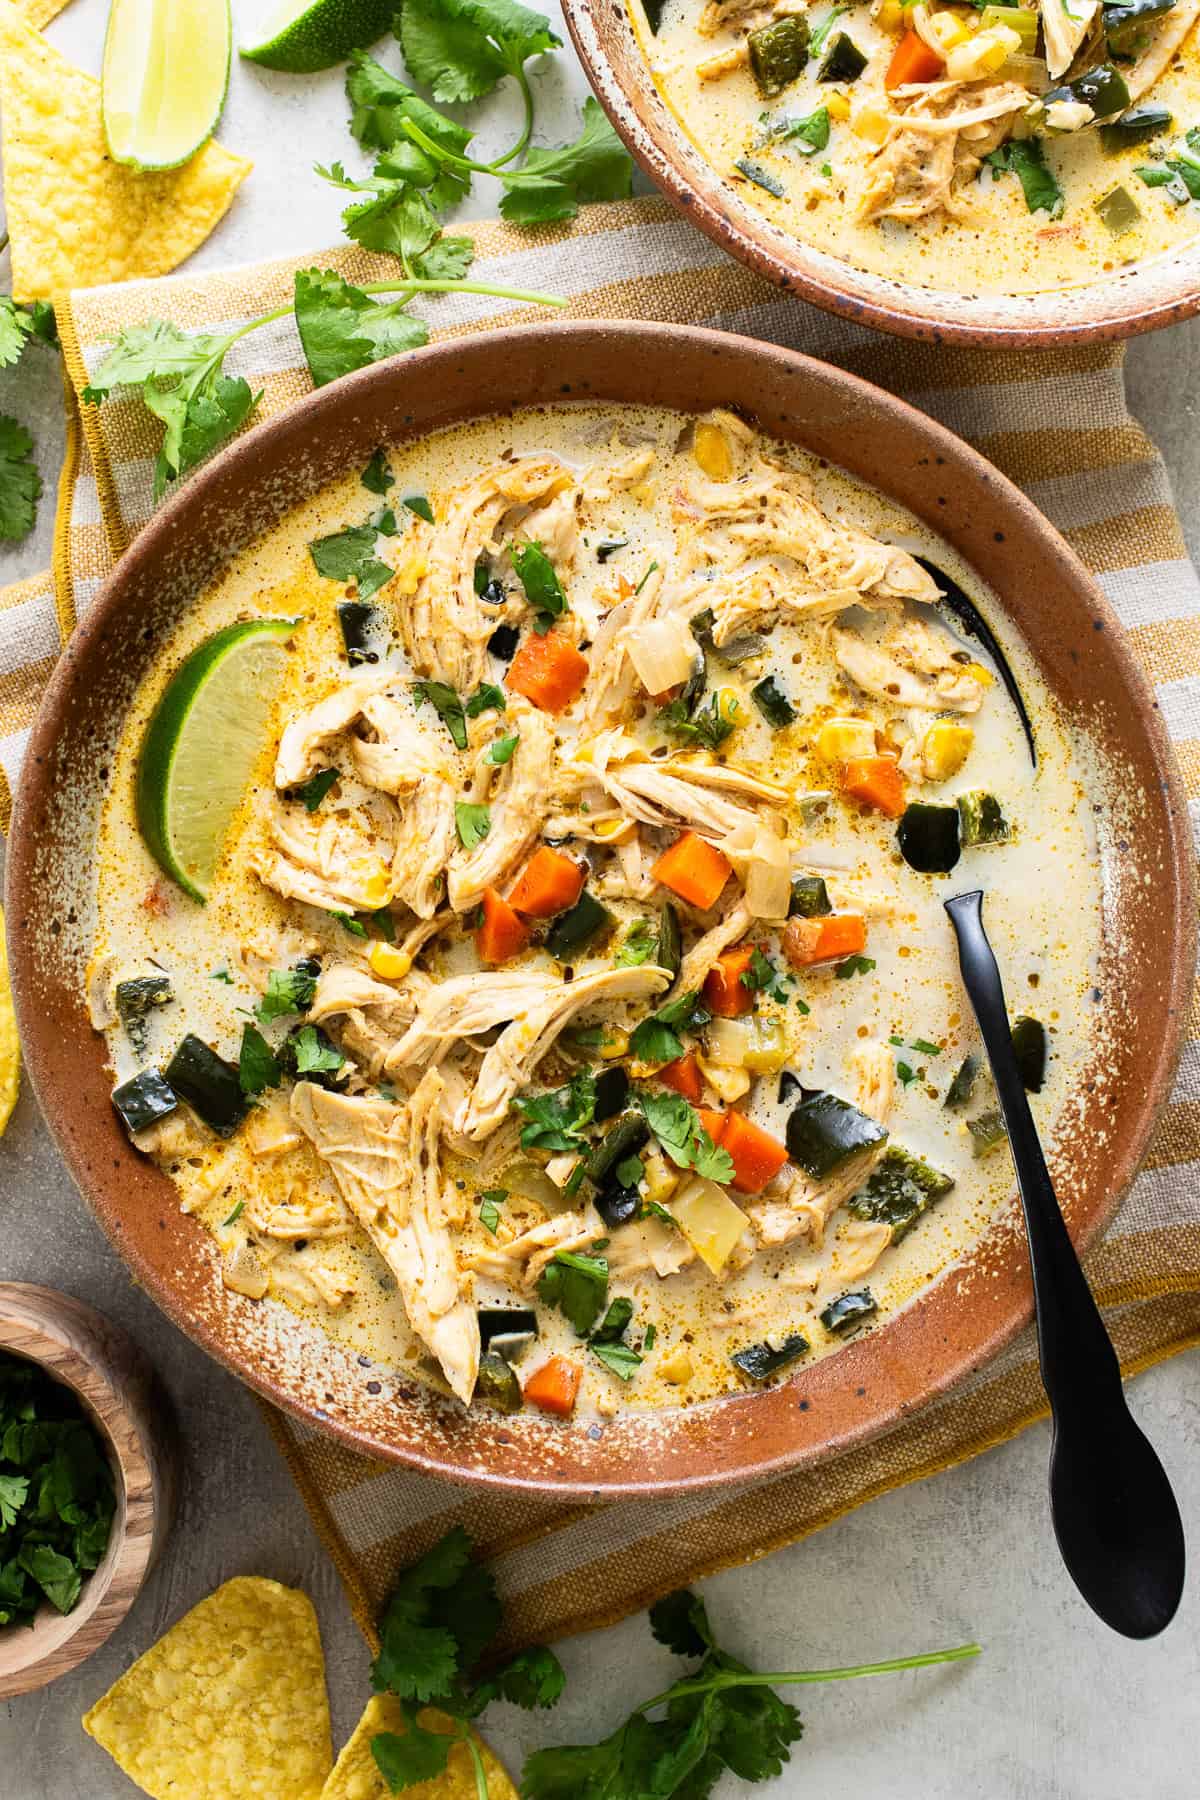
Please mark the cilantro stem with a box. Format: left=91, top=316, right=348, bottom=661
left=460, top=1724, right=490, bottom=1800
left=220, top=274, right=565, bottom=355
left=635, top=1643, right=981, bottom=1712
left=402, top=116, right=504, bottom=177
left=488, top=66, right=536, bottom=169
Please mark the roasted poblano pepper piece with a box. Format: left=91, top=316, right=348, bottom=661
left=478, top=1307, right=539, bottom=1355
left=820, top=1288, right=878, bottom=1334
left=897, top=802, right=961, bottom=874
left=817, top=31, right=868, bottom=82
left=734, top=157, right=786, bottom=196
left=1104, top=0, right=1176, bottom=57
left=786, top=1090, right=888, bottom=1179
left=751, top=675, right=797, bottom=728
left=848, top=1145, right=955, bottom=1243
left=1094, top=184, right=1142, bottom=234
left=337, top=600, right=380, bottom=667
left=593, top=1066, right=630, bottom=1123
left=595, top=1183, right=643, bottom=1229
left=944, top=1053, right=981, bottom=1109
left=545, top=891, right=615, bottom=960
left=585, top=1114, right=651, bottom=1188
left=112, top=1068, right=178, bottom=1136
left=164, top=1034, right=246, bottom=1135
left=789, top=875, right=832, bottom=919
left=642, top=0, right=665, bottom=31
left=748, top=15, right=811, bottom=95
left=1044, top=62, right=1131, bottom=120
left=1011, top=1015, right=1048, bottom=1092
left=475, top=1351, right=524, bottom=1412
left=657, top=901, right=682, bottom=986
left=957, top=789, right=1011, bottom=846
left=968, top=1108, right=1008, bottom=1157
left=115, top=975, right=173, bottom=1055
left=1100, top=102, right=1172, bottom=150
left=731, top=1332, right=810, bottom=1381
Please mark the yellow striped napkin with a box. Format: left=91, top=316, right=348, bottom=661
left=7, top=193, right=1199, bottom=1653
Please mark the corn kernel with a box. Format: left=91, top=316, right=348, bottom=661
left=817, top=715, right=877, bottom=762
left=351, top=859, right=391, bottom=907
left=924, top=11, right=970, bottom=51
left=825, top=89, right=851, bottom=122
left=368, top=940, right=412, bottom=980
left=852, top=101, right=890, bottom=144
left=694, top=421, right=734, bottom=481
left=593, top=815, right=636, bottom=842
left=964, top=661, right=995, bottom=686
left=874, top=0, right=906, bottom=29
left=643, top=1149, right=680, bottom=1207
left=659, top=1346, right=695, bottom=1384
left=715, top=686, right=743, bottom=729
left=597, top=1029, right=630, bottom=1061
left=922, top=719, right=975, bottom=782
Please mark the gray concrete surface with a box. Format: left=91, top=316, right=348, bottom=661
left=2, top=4, right=1199, bottom=1795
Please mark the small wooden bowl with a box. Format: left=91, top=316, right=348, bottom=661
left=0, top=1284, right=177, bottom=1698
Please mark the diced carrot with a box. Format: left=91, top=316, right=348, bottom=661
left=696, top=1107, right=727, bottom=1147
left=659, top=1051, right=704, bottom=1103
left=652, top=831, right=731, bottom=911
left=475, top=887, right=531, bottom=964
left=839, top=755, right=906, bottom=819
left=702, top=945, right=757, bottom=1018
left=523, top=1355, right=582, bottom=1416
left=782, top=914, right=867, bottom=969
left=720, top=1110, right=789, bottom=1194
left=885, top=28, right=943, bottom=90
left=507, top=845, right=585, bottom=918
left=507, top=632, right=589, bottom=713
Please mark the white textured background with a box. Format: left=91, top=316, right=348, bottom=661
left=1, top=4, right=1199, bottom=1795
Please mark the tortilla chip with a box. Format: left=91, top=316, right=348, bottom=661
left=82, top=1576, right=333, bottom=1799
left=0, top=2, right=252, bottom=302
left=322, top=1698, right=519, bottom=1800
left=15, top=0, right=72, bottom=25
left=0, top=908, right=19, bottom=1136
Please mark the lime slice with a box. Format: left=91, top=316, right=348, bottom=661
left=240, top=0, right=396, bottom=72
left=137, top=617, right=297, bottom=904
left=103, top=0, right=232, bottom=172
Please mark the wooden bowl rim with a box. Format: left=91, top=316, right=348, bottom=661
left=7, top=321, right=1195, bottom=1496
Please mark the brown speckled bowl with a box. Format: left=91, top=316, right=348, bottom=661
left=7, top=324, right=1194, bottom=1494
left=563, top=0, right=1200, bottom=344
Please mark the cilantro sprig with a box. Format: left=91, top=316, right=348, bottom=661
left=366, top=1528, right=981, bottom=1800
left=0, top=297, right=54, bottom=542
left=636, top=1089, right=733, bottom=1184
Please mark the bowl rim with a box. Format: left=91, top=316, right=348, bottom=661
left=8, top=319, right=1195, bottom=1496
left=561, top=0, right=1200, bottom=346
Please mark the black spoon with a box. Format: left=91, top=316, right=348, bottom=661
left=946, top=889, right=1185, bottom=1638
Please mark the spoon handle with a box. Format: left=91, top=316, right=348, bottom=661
left=944, top=891, right=1119, bottom=1408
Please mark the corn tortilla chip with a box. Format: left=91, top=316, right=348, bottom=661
left=322, top=1698, right=519, bottom=1800
left=82, top=1576, right=333, bottom=1799
left=0, top=2, right=252, bottom=303
left=0, top=908, right=19, bottom=1136
left=15, top=0, right=72, bottom=25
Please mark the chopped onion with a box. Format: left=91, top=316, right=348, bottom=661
left=744, top=820, right=791, bottom=919
left=625, top=613, right=700, bottom=695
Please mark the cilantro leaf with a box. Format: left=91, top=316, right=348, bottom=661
left=985, top=140, right=1064, bottom=219
left=538, top=1250, right=609, bottom=1335
left=629, top=990, right=710, bottom=1065
left=455, top=801, right=491, bottom=848
left=499, top=99, right=634, bottom=224
left=413, top=679, right=468, bottom=749
left=402, top=492, right=436, bottom=522
left=372, top=1525, right=475, bottom=1701
left=323, top=162, right=448, bottom=265
left=470, top=1646, right=567, bottom=1711
left=649, top=1588, right=713, bottom=1657
left=83, top=319, right=234, bottom=395
left=0, top=1474, right=29, bottom=1530
left=488, top=732, right=520, bottom=764
left=411, top=235, right=476, bottom=280
left=18, top=1543, right=81, bottom=1615
left=591, top=1340, right=643, bottom=1381
left=348, top=49, right=474, bottom=190
left=0, top=296, right=55, bottom=370
left=372, top=1723, right=455, bottom=1790
left=615, top=918, right=658, bottom=968
left=658, top=692, right=736, bottom=752
left=512, top=539, right=566, bottom=628
left=0, top=414, right=41, bottom=541
left=288, top=1025, right=346, bottom=1078
left=295, top=268, right=429, bottom=389
left=397, top=0, right=560, bottom=104
left=740, top=948, right=791, bottom=1004
left=513, top=1070, right=596, bottom=1151
left=465, top=681, right=506, bottom=717
left=309, top=520, right=393, bottom=599
left=238, top=1023, right=281, bottom=1096
left=332, top=911, right=369, bottom=938
left=834, top=955, right=876, bottom=980
left=363, top=448, right=395, bottom=494
left=299, top=767, right=339, bottom=812
left=636, top=1089, right=734, bottom=1184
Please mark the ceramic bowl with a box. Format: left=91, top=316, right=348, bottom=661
left=562, top=0, right=1200, bottom=344
left=0, top=1284, right=177, bottom=1697
left=7, top=322, right=1193, bottom=1494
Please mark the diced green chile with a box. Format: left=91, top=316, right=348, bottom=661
left=657, top=902, right=682, bottom=986
left=545, top=891, right=615, bottom=959
left=734, top=157, right=786, bottom=196
left=944, top=1053, right=981, bottom=1109
left=848, top=1145, right=954, bottom=1243
left=115, top=975, right=173, bottom=1054
left=337, top=601, right=380, bottom=667
left=817, top=31, right=867, bottom=82
left=820, top=1289, right=878, bottom=1334
left=1011, top=1015, right=1048, bottom=1092
left=475, top=1351, right=523, bottom=1412
left=1045, top=62, right=1131, bottom=120
left=478, top=1307, right=539, bottom=1353
left=957, top=789, right=1011, bottom=846
left=789, top=875, right=832, bottom=918
left=897, top=802, right=961, bottom=874
left=112, top=1068, right=178, bottom=1136
left=751, top=675, right=797, bottom=728
left=1100, top=103, right=1173, bottom=150
left=164, top=1034, right=246, bottom=1134
left=642, top=0, right=665, bottom=30
left=730, top=1333, right=810, bottom=1381
left=1095, top=184, right=1142, bottom=234
left=593, top=1066, right=630, bottom=1123
left=1104, top=0, right=1175, bottom=56
left=748, top=15, right=811, bottom=96
left=968, top=1108, right=1008, bottom=1157
left=786, top=1090, right=888, bottom=1179
left=585, top=1114, right=650, bottom=1188
left=487, top=623, right=519, bottom=662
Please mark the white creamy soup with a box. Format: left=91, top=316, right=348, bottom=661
left=634, top=0, right=1200, bottom=295
left=88, top=403, right=1102, bottom=1423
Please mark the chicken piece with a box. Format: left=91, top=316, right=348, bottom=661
left=446, top=702, right=556, bottom=910
left=698, top=0, right=768, bottom=32
left=351, top=693, right=452, bottom=795
left=382, top=969, right=567, bottom=1070
left=309, top=963, right=414, bottom=1025
left=581, top=443, right=656, bottom=503
left=397, top=456, right=575, bottom=693
left=392, top=775, right=459, bottom=919
left=832, top=619, right=985, bottom=713
left=244, top=1190, right=350, bottom=1241
left=274, top=672, right=394, bottom=790
left=1039, top=0, right=1100, bottom=78
left=291, top=1074, right=480, bottom=1403
left=268, top=1252, right=357, bottom=1312
left=859, top=81, right=1028, bottom=224
left=697, top=41, right=752, bottom=77
left=528, top=485, right=579, bottom=571
left=591, top=829, right=658, bottom=901
left=255, top=799, right=395, bottom=913
left=830, top=1218, right=892, bottom=1284
left=1124, top=0, right=1200, bottom=98
left=579, top=563, right=668, bottom=734
left=571, top=731, right=788, bottom=849
left=460, top=964, right=672, bottom=1140
left=678, top=898, right=754, bottom=994
left=605, top=1218, right=695, bottom=1279
left=466, top=1207, right=605, bottom=1287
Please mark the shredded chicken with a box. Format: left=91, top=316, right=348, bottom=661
left=1124, top=0, right=1200, bottom=98
left=446, top=702, right=556, bottom=910
left=859, top=81, right=1028, bottom=224
left=255, top=799, right=396, bottom=914
left=467, top=1207, right=605, bottom=1286
left=566, top=731, right=788, bottom=851
left=291, top=1074, right=480, bottom=1403
left=1039, top=0, right=1100, bottom=79
left=678, top=899, right=754, bottom=994
left=833, top=618, right=986, bottom=713
left=274, top=672, right=394, bottom=791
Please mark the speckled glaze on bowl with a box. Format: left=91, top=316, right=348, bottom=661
left=7, top=323, right=1194, bottom=1496
left=562, top=0, right=1200, bottom=344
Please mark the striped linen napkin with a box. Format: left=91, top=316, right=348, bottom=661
left=5, top=193, right=1199, bottom=1653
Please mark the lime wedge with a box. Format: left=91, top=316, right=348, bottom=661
left=136, top=618, right=297, bottom=904
left=240, top=0, right=396, bottom=72
left=103, top=0, right=232, bottom=172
